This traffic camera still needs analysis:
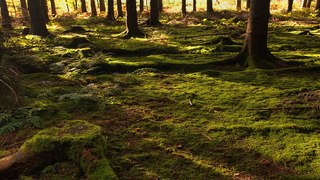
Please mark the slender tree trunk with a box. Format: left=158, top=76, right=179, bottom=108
left=207, top=0, right=213, bottom=13
left=90, top=0, right=97, bottom=16
left=287, top=0, right=294, bottom=12
left=50, top=0, right=57, bottom=16
left=233, top=0, right=286, bottom=68
left=28, top=0, right=51, bottom=37
left=302, top=0, right=307, bottom=8
left=140, top=0, right=143, bottom=13
left=236, top=0, right=241, bottom=11
left=0, top=0, right=13, bottom=29
left=316, top=0, right=320, bottom=11
left=159, top=0, right=162, bottom=12
left=81, top=0, right=87, bottom=12
left=41, top=0, right=50, bottom=23
left=19, top=0, right=29, bottom=23
left=306, top=0, right=312, bottom=8
left=117, top=0, right=123, bottom=17
left=124, top=0, right=144, bottom=38
left=65, top=0, right=70, bottom=13
left=147, top=0, right=161, bottom=25
left=182, top=0, right=186, bottom=15
left=193, top=0, right=196, bottom=11
left=74, top=0, right=78, bottom=10
left=99, top=0, right=106, bottom=11
left=246, top=0, right=250, bottom=9
left=106, top=0, right=115, bottom=20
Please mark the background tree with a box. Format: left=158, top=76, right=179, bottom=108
left=41, top=0, right=50, bottom=23
left=28, top=0, right=51, bottom=37
left=193, top=0, right=196, bottom=12
left=246, top=0, right=250, bottom=9
left=236, top=0, right=241, bottom=11
left=288, top=0, right=294, bottom=12
left=207, top=0, right=213, bottom=13
left=124, top=0, right=144, bottom=38
left=232, top=0, right=287, bottom=68
left=316, top=0, right=320, bottom=11
left=81, top=0, right=87, bottom=12
left=0, top=0, right=13, bottom=29
left=306, top=0, right=313, bottom=8
left=106, top=0, right=115, bottom=21
left=90, top=0, right=97, bottom=16
left=50, top=0, right=57, bottom=17
left=182, top=0, right=186, bottom=15
left=139, top=0, right=143, bottom=13
left=147, top=0, right=161, bottom=25
left=302, top=0, right=307, bottom=8
left=117, top=0, right=123, bottom=17
left=99, top=0, right=106, bottom=11
left=19, top=0, right=29, bottom=23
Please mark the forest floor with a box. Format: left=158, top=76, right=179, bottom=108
left=1, top=11, right=320, bottom=179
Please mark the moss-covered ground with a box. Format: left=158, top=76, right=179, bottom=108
left=1, top=11, right=320, bottom=179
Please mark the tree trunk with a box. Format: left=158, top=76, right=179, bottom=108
left=28, top=0, right=51, bottom=37
left=316, top=0, right=320, bottom=11
left=246, top=0, right=250, bottom=9
left=117, top=0, right=123, bottom=17
left=236, top=0, right=241, bottom=11
left=41, top=0, right=50, bottom=23
left=306, top=0, right=312, bottom=8
left=99, top=0, right=106, bottom=11
left=159, top=0, right=162, bottom=12
left=90, top=0, right=97, bottom=16
left=182, top=0, right=186, bottom=15
left=0, top=0, right=13, bottom=29
left=19, top=0, right=29, bottom=23
left=147, top=0, right=161, bottom=25
left=233, top=0, right=287, bottom=68
left=207, top=0, right=213, bottom=13
left=193, top=0, right=196, bottom=11
left=81, top=0, right=87, bottom=12
left=106, top=0, right=115, bottom=20
left=287, top=0, right=294, bottom=12
left=124, top=0, right=144, bottom=38
left=302, top=0, right=307, bottom=8
left=74, top=0, right=78, bottom=10
left=139, top=0, right=143, bottom=13
left=50, top=0, right=57, bottom=17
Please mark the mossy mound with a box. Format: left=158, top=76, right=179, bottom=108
left=1, top=120, right=118, bottom=180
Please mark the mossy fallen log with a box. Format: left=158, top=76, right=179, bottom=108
left=0, top=120, right=118, bottom=180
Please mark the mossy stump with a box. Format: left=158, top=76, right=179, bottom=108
left=0, top=120, right=118, bottom=180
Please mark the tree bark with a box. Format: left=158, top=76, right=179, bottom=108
left=81, top=0, right=87, bottom=12
left=287, top=0, right=294, bottom=12
left=139, top=0, right=143, bottom=13
left=236, top=0, right=241, bottom=11
left=302, top=0, right=307, bottom=8
left=99, top=0, right=106, bottom=11
left=124, top=0, right=144, bottom=38
left=19, top=0, right=29, bottom=23
left=117, top=0, right=123, bottom=17
left=182, top=0, right=186, bottom=15
left=28, top=0, right=51, bottom=37
left=147, top=0, right=161, bottom=25
left=90, top=0, right=97, bottom=16
left=193, top=0, right=196, bottom=12
left=207, top=0, right=213, bottom=13
left=0, top=0, right=13, bottom=29
left=233, top=0, right=287, bottom=68
left=306, top=0, right=312, bottom=8
left=106, top=0, right=115, bottom=20
left=50, top=0, right=57, bottom=17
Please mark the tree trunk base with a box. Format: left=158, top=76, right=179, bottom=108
left=145, top=19, right=162, bottom=26
left=122, top=30, right=145, bottom=39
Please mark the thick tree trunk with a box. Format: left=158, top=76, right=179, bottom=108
left=81, top=0, right=87, bottom=12
left=99, top=0, right=106, bottom=11
left=106, top=0, right=115, bottom=20
left=316, top=0, right=320, bottom=11
left=182, top=0, right=186, bottom=15
left=287, top=0, right=294, bottom=12
left=193, top=0, right=196, bottom=12
left=41, top=0, right=50, bottom=23
left=124, top=0, right=144, bottom=38
left=0, top=0, right=13, bottom=29
left=306, top=0, right=312, bottom=8
left=233, top=0, right=287, bottom=68
left=302, top=0, right=307, bottom=8
left=236, top=0, right=241, bottom=11
left=147, top=0, right=161, bottom=25
left=207, top=0, right=213, bottom=13
left=19, top=0, right=29, bottom=23
left=90, top=0, right=97, bottom=16
left=28, top=0, right=51, bottom=37
left=246, top=0, right=250, bottom=9
left=139, top=0, right=143, bottom=13
left=117, top=0, right=123, bottom=17
left=50, top=0, right=57, bottom=17
left=159, top=0, right=162, bottom=12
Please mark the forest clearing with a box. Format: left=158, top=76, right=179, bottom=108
left=0, top=0, right=320, bottom=179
